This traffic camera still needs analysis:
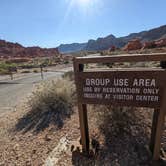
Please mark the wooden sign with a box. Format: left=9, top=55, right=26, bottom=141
left=77, top=70, right=166, bottom=108
left=73, top=53, right=166, bottom=161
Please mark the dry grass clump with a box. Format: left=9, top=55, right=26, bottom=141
left=15, top=78, right=76, bottom=133
left=62, top=71, right=74, bottom=81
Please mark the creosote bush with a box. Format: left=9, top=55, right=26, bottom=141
left=30, top=78, right=75, bottom=112
left=15, top=78, right=76, bottom=133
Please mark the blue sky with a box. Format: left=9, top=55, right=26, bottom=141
left=0, top=0, right=165, bottom=48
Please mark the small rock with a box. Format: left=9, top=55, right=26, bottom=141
left=45, top=135, right=52, bottom=141
left=13, top=144, right=19, bottom=151
left=32, top=149, right=36, bottom=154
left=71, top=145, right=75, bottom=152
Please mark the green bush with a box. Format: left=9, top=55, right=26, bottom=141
left=0, top=62, right=17, bottom=74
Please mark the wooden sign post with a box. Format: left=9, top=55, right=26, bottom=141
left=73, top=53, right=166, bottom=160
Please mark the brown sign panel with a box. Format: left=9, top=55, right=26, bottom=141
left=76, top=69, right=166, bottom=108
left=74, top=54, right=166, bottom=160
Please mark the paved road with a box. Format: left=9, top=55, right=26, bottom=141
left=0, top=67, right=72, bottom=113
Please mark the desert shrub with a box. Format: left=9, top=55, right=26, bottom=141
left=33, top=69, right=39, bottom=73
left=15, top=78, right=76, bottom=133
left=0, top=68, right=9, bottom=75
left=21, top=70, right=31, bottom=73
left=102, top=62, right=114, bottom=68
left=19, top=64, right=37, bottom=69
left=63, top=71, right=74, bottom=81
left=0, top=61, right=17, bottom=74
left=64, top=60, right=69, bottom=64
left=30, top=78, right=75, bottom=113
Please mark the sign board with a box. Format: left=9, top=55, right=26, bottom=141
left=77, top=70, right=166, bottom=108
left=73, top=53, right=166, bottom=161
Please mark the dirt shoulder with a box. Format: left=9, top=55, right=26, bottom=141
left=0, top=103, right=80, bottom=165
left=0, top=103, right=166, bottom=165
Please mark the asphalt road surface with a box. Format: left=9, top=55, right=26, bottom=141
left=0, top=68, right=72, bottom=113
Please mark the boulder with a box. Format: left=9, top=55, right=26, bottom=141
left=123, top=39, right=142, bottom=51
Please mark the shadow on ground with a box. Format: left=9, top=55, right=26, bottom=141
left=0, top=81, right=20, bottom=85
left=72, top=106, right=166, bottom=166
left=72, top=147, right=96, bottom=166
left=15, top=102, right=73, bottom=134
left=71, top=147, right=166, bottom=166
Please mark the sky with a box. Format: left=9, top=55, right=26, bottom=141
left=0, top=0, right=166, bottom=48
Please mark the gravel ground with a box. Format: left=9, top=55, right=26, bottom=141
left=0, top=104, right=166, bottom=166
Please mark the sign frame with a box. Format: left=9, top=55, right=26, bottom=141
left=73, top=53, right=166, bottom=160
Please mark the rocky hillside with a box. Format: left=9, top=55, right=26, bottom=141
left=0, top=40, right=59, bottom=59
left=1, top=25, right=166, bottom=55
left=85, top=34, right=125, bottom=51
left=57, top=25, right=166, bottom=52
left=58, top=43, right=86, bottom=53
left=85, top=25, right=166, bottom=51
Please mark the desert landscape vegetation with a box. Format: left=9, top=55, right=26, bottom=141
left=0, top=0, right=166, bottom=165
left=0, top=24, right=166, bottom=165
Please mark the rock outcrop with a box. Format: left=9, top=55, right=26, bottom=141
left=0, top=40, right=59, bottom=59
left=123, top=39, right=142, bottom=51
left=142, top=41, right=156, bottom=49
left=74, top=25, right=166, bottom=51
left=142, top=38, right=166, bottom=50
left=155, top=38, right=166, bottom=47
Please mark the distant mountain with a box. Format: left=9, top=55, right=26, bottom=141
left=1, top=25, right=166, bottom=56
left=85, top=34, right=125, bottom=51
left=85, top=25, right=166, bottom=51
left=57, top=25, right=166, bottom=52
left=58, top=43, right=87, bottom=53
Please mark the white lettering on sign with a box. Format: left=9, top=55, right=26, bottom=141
left=113, top=79, right=129, bottom=86
left=133, top=79, right=156, bottom=87
left=102, top=87, right=140, bottom=94
left=81, top=76, right=161, bottom=105
left=143, top=88, right=159, bottom=95
left=113, top=94, right=134, bottom=100
left=86, top=78, right=110, bottom=86
left=136, top=95, right=159, bottom=102
left=83, top=87, right=93, bottom=92
left=84, top=93, right=103, bottom=99
left=94, top=87, right=101, bottom=93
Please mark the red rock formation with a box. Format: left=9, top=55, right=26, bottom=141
left=141, top=38, right=166, bottom=50
left=0, top=40, right=60, bottom=59
left=142, top=41, right=156, bottom=49
left=123, top=39, right=142, bottom=51
left=109, top=45, right=116, bottom=52
left=155, top=38, right=166, bottom=47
